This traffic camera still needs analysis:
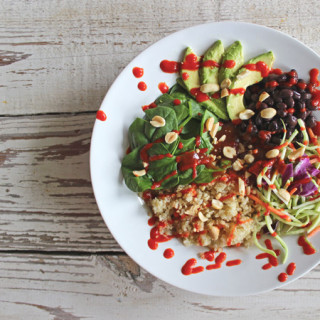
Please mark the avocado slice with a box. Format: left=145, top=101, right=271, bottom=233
left=219, top=41, right=244, bottom=84
left=200, top=40, right=224, bottom=91
left=180, top=47, right=228, bottom=120
left=226, top=51, right=275, bottom=120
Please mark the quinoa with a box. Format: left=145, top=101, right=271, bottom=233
left=143, top=179, right=261, bottom=250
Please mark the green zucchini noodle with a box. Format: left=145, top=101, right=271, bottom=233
left=252, top=124, right=320, bottom=263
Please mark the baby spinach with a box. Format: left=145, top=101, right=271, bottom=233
left=121, top=147, right=152, bottom=192
left=128, top=118, right=150, bottom=149
left=175, top=137, right=196, bottom=155
left=178, top=165, right=205, bottom=186
left=144, top=106, right=178, bottom=141
left=188, top=99, right=205, bottom=120
left=181, top=118, right=201, bottom=139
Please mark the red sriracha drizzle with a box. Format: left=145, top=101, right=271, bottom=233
left=138, top=81, right=147, bottom=91
left=201, top=60, right=220, bottom=68
left=190, top=88, right=210, bottom=102
left=181, top=258, right=204, bottom=275
left=158, top=82, right=169, bottom=94
left=160, top=60, right=180, bottom=73
left=132, top=67, right=144, bottom=78
left=96, top=110, right=107, bottom=121
left=298, top=236, right=316, bottom=255
left=163, top=248, right=174, bottom=259
left=244, top=61, right=270, bottom=77
left=181, top=53, right=199, bottom=70
left=222, top=60, right=236, bottom=68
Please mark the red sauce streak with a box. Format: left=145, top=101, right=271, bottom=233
left=270, top=68, right=283, bottom=75
left=206, top=263, right=221, bottom=270
left=313, top=121, right=320, bottom=136
left=148, top=239, right=158, bottom=250
left=142, top=102, right=157, bottom=111
left=142, top=190, right=153, bottom=201
left=262, top=263, right=272, bottom=270
left=181, top=53, right=199, bottom=71
left=212, top=92, right=220, bottom=99
left=96, top=110, right=107, bottom=121
left=178, top=142, right=184, bottom=149
left=310, top=68, right=320, bottom=87
left=149, top=153, right=173, bottom=161
left=298, top=236, right=316, bottom=255
left=181, top=258, right=204, bottom=275
left=173, top=99, right=181, bottom=105
left=132, top=67, right=144, bottom=78
left=229, top=88, right=245, bottom=95
left=203, top=250, right=215, bottom=262
left=158, top=82, right=169, bottom=94
left=160, top=60, right=180, bottom=73
left=151, top=170, right=178, bottom=190
left=138, top=81, right=147, bottom=91
left=163, top=248, right=174, bottom=259
left=140, top=143, right=153, bottom=164
left=195, top=135, right=201, bottom=147
left=215, top=252, right=227, bottom=265
left=265, top=80, right=279, bottom=88
left=201, top=60, right=220, bottom=68
left=232, top=119, right=242, bottom=125
left=245, top=61, right=270, bottom=77
left=278, top=273, right=288, bottom=282
left=190, top=88, right=210, bottom=102
left=148, top=217, right=157, bottom=226
left=287, top=262, right=296, bottom=276
left=182, top=72, right=189, bottom=80
left=256, top=239, right=279, bottom=268
left=219, top=193, right=235, bottom=202
left=222, top=60, right=236, bottom=68
left=176, top=151, right=199, bottom=179
left=226, top=259, right=242, bottom=267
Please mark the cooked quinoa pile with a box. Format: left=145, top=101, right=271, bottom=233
left=144, top=179, right=261, bottom=250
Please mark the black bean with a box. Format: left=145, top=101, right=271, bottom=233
left=260, top=102, right=268, bottom=110
left=299, top=111, right=308, bottom=120
left=285, top=97, right=295, bottom=108
left=246, top=102, right=255, bottom=110
left=279, top=89, right=294, bottom=99
left=285, top=114, right=298, bottom=127
left=265, top=97, right=274, bottom=106
left=306, top=115, right=317, bottom=128
left=286, top=128, right=293, bottom=139
left=292, top=90, right=301, bottom=100
left=301, top=92, right=312, bottom=101
left=251, top=124, right=258, bottom=135
left=271, top=135, right=282, bottom=145
left=277, top=74, right=288, bottom=82
left=240, top=121, right=247, bottom=132
left=295, top=101, right=305, bottom=110
left=255, top=116, right=262, bottom=127
left=307, top=100, right=317, bottom=110
left=268, top=120, right=279, bottom=131
left=276, top=102, right=288, bottom=117
left=244, top=90, right=251, bottom=101
left=251, top=93, right=258, bottom=102
left=297, top=132, right=304, bottom=143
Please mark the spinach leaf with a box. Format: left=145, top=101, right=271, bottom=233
left=148, top=156, right=178, bottom=190
left=175, top=137, right=196, bottom=155
left=188, top=99, right=205, bottom=120
left=199, top=132, right=213, bottom=153
left=121, top=147, right=152, bottom=192
left=121, top=167, right=152, bottom=192
left=144, top=106, right=178, bottom=141
left=178, top=165, right=205, bottom=186
left=169, top=81, right=187, bottom=94
left=180, top=118, right=201, bottom=140
left=128, top=118, right=149, bottom=149
left=193, top=167, right=216, bottom=184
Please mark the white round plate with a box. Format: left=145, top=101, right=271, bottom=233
left=90, top=21, right=320, bottom=296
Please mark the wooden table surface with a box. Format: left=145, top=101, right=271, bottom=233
left=1, top=1, right=320, bottom=319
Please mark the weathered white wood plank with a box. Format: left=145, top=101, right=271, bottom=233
left=1, top=0, right=320, bottom=115
left=0, top=253, right=319, bottom=320
left=0, top=113, right=121, bottom=251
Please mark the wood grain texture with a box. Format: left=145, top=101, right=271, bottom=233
left=0, top=253, right=319, bottom=320
left=0, top=113, right=120, bottom=251
left=1, top=0, right=320, bottom=115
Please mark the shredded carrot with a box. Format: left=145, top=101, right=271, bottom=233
left=248, top=194, right=291, bottom=222
left=275, top=141, right=289, bottom=149
left=308, top=226, right=320, bottom=238
left=289, top=188, right=297, bottom=196
left=289, top=142, right=296, bottom=150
